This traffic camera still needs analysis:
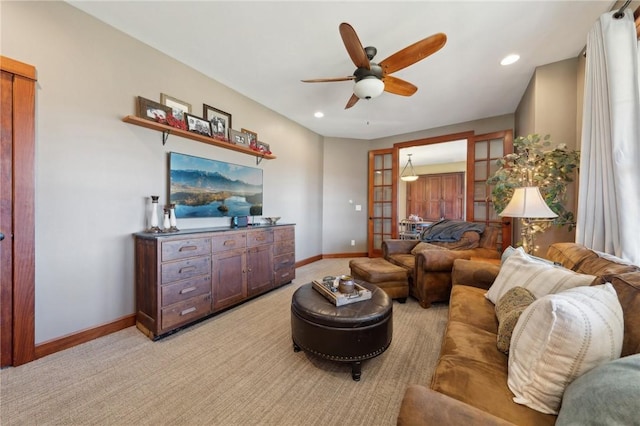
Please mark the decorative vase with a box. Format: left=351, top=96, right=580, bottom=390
left=169, top=203, right=179, bottom=232
left=163, top=208, right=170, bottom=231
left=148, top=195, right=161, bottom=233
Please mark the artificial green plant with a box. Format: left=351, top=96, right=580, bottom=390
left=487, top=134, right=580, bottom=239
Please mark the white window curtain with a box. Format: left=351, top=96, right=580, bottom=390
left=577, top=9, right=640, bottom=265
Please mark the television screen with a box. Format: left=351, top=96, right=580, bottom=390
left=169, top=152, right=263, bottom=218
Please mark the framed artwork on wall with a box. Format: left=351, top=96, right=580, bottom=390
left=169, top=152, right=263, bottom=218
left=203, top=104, right=232, bottom=140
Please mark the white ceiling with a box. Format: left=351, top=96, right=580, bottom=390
left=68, top=0, right=616, bottom=143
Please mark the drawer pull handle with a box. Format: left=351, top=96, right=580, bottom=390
left=180, top=307, right=197, bottom=316
left=282, top=272, right=290, bottom=277
left=255, top=236, right=265, bottom=241
left=179, top=266, right=196, bottom=274
left=180, top=286, right=197, bottom=294
left=223, top=240, right=236, bottom=246
left=179, top=245, right=198, bottom=252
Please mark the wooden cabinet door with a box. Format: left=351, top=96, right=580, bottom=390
left=247, top=244, right=273, bottom=297
left=212, top=248, right=246, bottom=311
left=441, top=173, right=464, bottom=220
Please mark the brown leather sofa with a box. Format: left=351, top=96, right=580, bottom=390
left=382, top=226, right=499, bottom=308
left=397, top=242, right=640, bottom=425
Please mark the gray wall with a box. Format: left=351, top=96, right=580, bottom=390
left=2, top=1, right=522, bottom=345
left=515, top=58, right=580, bottom=256
left=2, top=1, right=325, bottom=343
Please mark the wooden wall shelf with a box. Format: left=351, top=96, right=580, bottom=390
left=123, top=115, right=276, bottom=162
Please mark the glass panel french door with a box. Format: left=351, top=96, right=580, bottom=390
left=368, top=149, right=395, bottom=257
left=467, top=130, right=513, bottom=252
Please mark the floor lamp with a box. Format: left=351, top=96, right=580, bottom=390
left=499, top=187, right=558, bottom=254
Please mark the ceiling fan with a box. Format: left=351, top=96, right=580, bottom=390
left=302, top=22, right=447, bottom=109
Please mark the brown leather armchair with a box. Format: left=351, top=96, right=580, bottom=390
left=382, top=226, right=500, bottom=308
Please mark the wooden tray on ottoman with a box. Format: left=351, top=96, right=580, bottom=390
left=312, top=279, right=372, bottom=306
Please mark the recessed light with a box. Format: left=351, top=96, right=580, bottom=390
left=314, top=111, right=324, bottom=118
left=500, top=54, right=520, bottom=66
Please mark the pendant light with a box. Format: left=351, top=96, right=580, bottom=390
left=400, top=154, right=419, bottom=182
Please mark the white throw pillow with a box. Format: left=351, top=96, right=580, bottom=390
left=507, top=284, right=624, bottom=414
left=486, top=249, right=595, bottom=304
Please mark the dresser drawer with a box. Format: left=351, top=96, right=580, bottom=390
left=274, top=252, right=295, bottom=271
left=162, top=238, right=211, bottom=262
left=161, top=256, right=211, bottom=284
left=161, top=274, right=211, bottom=307
left=273, top=240, right=295, bottom=256
left=161, top=293, right=212, bottom=330
left=275, top=267, right=295, bottom=286
left=247, top=229, right=274, bottom=247
left=274, top=226, right=295, bottom=241
left=212, top=232, right=246, bottom=252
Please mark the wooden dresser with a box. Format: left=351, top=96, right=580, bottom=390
left=134, top=224, right=295, bottom=339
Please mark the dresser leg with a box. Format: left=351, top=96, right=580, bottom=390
left=351, top=361, right=362, bottom=381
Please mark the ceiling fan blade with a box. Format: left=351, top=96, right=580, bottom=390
left=345, top=93, right=360, bottom=109
left=339, top=22, right=370, bottom=70
left=379, top=33, right=447, bottom=75
left=301, top=76, right=355, bottom=83
left=383, top=75, right=417, bottom=96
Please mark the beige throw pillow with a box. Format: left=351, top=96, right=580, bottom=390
left=486, top=249, right=595, bottom=304
left=507, top=284, right=624, bottom=414
left=495, top=287, right=536, bottom=354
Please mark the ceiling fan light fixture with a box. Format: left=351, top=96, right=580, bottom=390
left=353, top=76, right=384, bottom=100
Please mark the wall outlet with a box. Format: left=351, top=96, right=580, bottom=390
left=350, top=240, right=355, bottom=246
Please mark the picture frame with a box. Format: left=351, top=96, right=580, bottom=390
left=184, top=113, right=212, bottom=137
left=241, top=128, right=258, bottom=147
left=160, top=93, right=191, bottom=120
left=137, top=96, right=171, bottom=123
left=229, top=129, right=249, bottom=146
left=203, top=104, right=232, bottom=140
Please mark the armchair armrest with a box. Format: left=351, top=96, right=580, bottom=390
left=451, top=259, right=500, bottom=291
left=416, top=249, right=472, bottom=272
left=382, top=239, right=420, bottom=258
left=397, top=385, right=515, bottom=426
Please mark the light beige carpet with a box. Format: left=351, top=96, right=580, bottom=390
left=0, top=258, right=448, bottom=425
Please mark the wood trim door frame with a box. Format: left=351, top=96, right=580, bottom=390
left=1, top=56, right=36, bottom=366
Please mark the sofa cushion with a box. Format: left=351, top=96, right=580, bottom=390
left=508, top=284, right=624, bottom=415
left=486, top=249, right=595, bottom=304
left=449, top=284, right=498, bottom=334
left=576, top=251, right=640, bottom=276
left=546, top=242, right=598, bottom=271
left=495, top=287, right=536, bottom=354
left=410, top=241, right=446, bottom=255
left=556, top=354, right=640, bottom=426
left=431, top=356, right=556, bottom=426
left=600, top=272, right=640, bottom=356
left=387, top=253, right=415, bottom=271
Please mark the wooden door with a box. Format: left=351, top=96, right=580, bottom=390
left=441, top=173, right=464, bottom=220
left=467, top=130, right=514, bottom=251
left=0, top=57, right=36, bottom=367
left=367, top=149, right=395, bottom=257
left=246, top=245, right=273, bottom=296
left=212, top=248, right=246, bottom=311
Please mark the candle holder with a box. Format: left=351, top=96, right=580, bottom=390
left=147, top=195, right=161, bottom=233
left=168, top=203, right=179, bottom=232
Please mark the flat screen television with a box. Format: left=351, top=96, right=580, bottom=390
left=169, top=152, right=263, bottom=218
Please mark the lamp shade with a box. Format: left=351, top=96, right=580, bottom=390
left=499, top=187, right=558, bottom=218
left=353, top=77, right=384, bottom=99
left=400, top=154, right=419, bottom=182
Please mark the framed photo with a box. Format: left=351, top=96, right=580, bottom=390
left=185, top=113, right=212, bottom=137
left=160, top=93, right=191, bottom=120
left=203, top=104, right=232, bottom=140
left=229, top=129, right=249, bottom=146
left=257, top=141, right=271, bottom=154
left=137, top=96, right=171, bottom=123
left=241, top=128, right=258, bottom=147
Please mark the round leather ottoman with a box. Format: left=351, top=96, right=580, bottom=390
left=290, top=282, right=393, bottom=381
